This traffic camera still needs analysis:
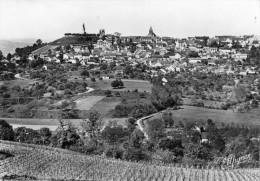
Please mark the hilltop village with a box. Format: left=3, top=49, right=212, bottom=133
left=0, top=24, right=260, bottom=170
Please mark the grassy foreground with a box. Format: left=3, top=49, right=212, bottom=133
left=0, top=141, right=259, bottom=181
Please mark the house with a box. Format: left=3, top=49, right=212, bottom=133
left=175, top=40, right=187, bottom=49
left=63, top=53, right=70, bottom=60
left=149, top=59, right=162, bottom=68
left=219, top=48, right=231, bottom=54
left=233, top=53, right=247, bottom=61
left=189, top=58, right=202, bottom=64
left=68, top=59, right=77, bottom=64
left=201, top=132, right=208, bottom=143
left=173, top=53, right=181, bottom=60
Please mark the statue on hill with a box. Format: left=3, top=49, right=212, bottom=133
left=83, top=23, right=86, bottom=34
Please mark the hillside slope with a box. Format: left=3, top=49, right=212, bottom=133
left=0, top=141, right=259, bottom=181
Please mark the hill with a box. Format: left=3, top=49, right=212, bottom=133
left=0, top=140, right=259, bottom=181
left=0, top=39, right=36, bottom=55
left=49, top=34, right=98, bottom=46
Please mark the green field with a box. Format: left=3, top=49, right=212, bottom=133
left=70, top=76, right=153, bottom=93
left=4, top=79, right=33, bottom=89
left=148, top=105, right=260, bottom=128
left=0, top=141, right=259, bottom=181
left=94, top=79, right=153, bottom=93
left=89, top=91, right=151, bottom=117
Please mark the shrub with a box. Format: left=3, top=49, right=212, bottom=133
left=81, top=70, right=89, bottom=77
left=111, top=79, right=124, bottom=89
left=133, top=89, right=138, bottom=92
left=221, top=103, right=230, bottom=110
left=91, top=77, right=96, bottom=82
left=105, top=90, right=112, bottom=97
left=64, top=89, right=72, bottom=95
left=2, top=93, right=11, bottom=98
left=60, top=101, right=70, bottom=109
left=140, top=93, right=146, bottom=98
left=115, top=92, right=121, bottom=97
left=0, top=149, right=14, bottom=160
left=0, top=120, right=15, bottom=141
left=103, top=147, right=123, bottom=159
left=123, top=148, right=147, bottom=161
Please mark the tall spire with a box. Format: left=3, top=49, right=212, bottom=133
left=83, top=23, right=86, bottom=34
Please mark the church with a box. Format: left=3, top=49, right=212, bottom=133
left=140, top=26, right=158, bottom=43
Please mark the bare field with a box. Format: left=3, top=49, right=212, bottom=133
left=75, top=96, right=105, bottom=110
left=90, top=97, right=120, bottom=117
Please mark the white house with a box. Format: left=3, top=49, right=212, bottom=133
left=219, top=49, right=231, bottom=54
left=63, top=53, right=70, bottom=60
left=233, top=53, right=247, bottom=61
left=189, top=58, right=201, bottom=64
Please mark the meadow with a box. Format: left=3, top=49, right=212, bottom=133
left=70, top=76, right=153, bottom=93
left=3, top=79, right=33, bottom=89
left=149, top=105, right=260, bottom=128
left=0, top=141, right=259, bottom=181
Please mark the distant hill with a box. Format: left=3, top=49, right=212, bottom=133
left=0, top=39, right=37, bottom=55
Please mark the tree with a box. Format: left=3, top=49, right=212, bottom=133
left=50, top=121, right=81, bottom=149
left=125, top=117, right=137, bottom=133
left=81, top=70, right=89, bottom=77
left=60, top=100, right=70, bottom=109
left=101, top=124, right=126, bottom=145
left=190, top=131, right=201, bottom=144
left=129, top=129, right=145, bottom=149
left=0, top=50, right=3, bottom=60
left=11, top=85, right=21, bottom=92
left=36, top=39, right=42, bottom=46
left=39, top=127, right=52, bottom=145
left=100, top=63, right=108, bottom=70
left=91, top=77, right=96, bottom=82
left=104, top=90, right=112, bottom=97
left=162, top=110, right=174, bottom=128
left=0, top=119, right=14, bottom=141
left=201, top=59, right=208, bottom=65
left=206, top=119, right=225, bottom=152
left=146, top=118, right=165, bottom=143
left=124, top=64, right=133, bottom=75
left=151, top=85, right=180, bottom=111
left=115, top=92, right=121, bottom=97
left=140, top=93, right=146, bottom=98
left=14, top=127, right=40, bottom=144
left=110, top=62, right=116, bottom=70
left=185, top=143, right=214, bottom=165
left=6, top=53, right=12, bottom=61
left=111, top=79, right=124, bottom=89
left=187, top=51, right=199, bottom=58
left=81, top=111, right=102, bottom=141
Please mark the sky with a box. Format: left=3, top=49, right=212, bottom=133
left=0, top=0, right=259, bottom=41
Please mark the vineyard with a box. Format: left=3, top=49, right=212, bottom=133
left=0, top=141, right=259, bottom=181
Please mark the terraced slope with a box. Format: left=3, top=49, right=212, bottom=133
left=0, top=141, right=259, bottom=181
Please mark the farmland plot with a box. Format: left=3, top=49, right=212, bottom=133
left=75, top=96, right=105, bottom=110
